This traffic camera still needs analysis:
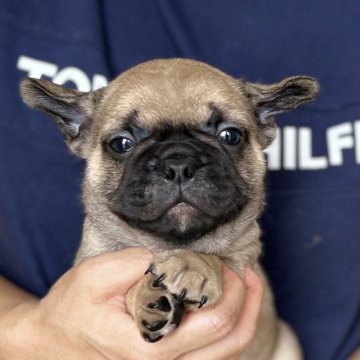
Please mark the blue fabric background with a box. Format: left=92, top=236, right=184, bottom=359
left=0, top=1, right=359, bottom=359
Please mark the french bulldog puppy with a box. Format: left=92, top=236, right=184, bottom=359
left=20, top=58, right=319, bottom=359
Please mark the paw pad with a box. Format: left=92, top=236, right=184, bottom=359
left=147, top=296, right=172, bottom=312
left=143, top=332, right=164, bottom=343
left=142, top=319, right=168, bottom=332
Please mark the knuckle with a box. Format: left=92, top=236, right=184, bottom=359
left=253, top=272, right=265, bottom=296
left=239, top=325, right=257, bottom=349
left=207, top=312, right=235, bottom=337
left=258, top=278, right=265, bottom=298
left=247, top=269, right=265, bottom=296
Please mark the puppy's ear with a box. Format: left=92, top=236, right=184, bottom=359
left=20, top=78, right=105, bottom=158
left=244, top=76, right=319, bottom=148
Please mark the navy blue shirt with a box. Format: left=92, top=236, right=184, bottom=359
left=0, top=1, right=359, bottom=359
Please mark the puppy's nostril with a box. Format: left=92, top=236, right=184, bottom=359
left=183, top=165, right=193, bottom=179
left=163, top=163, right=193, bottom=181
left=164, top=166, right=176, bottom=180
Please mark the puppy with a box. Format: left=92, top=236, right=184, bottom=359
left=20, top=58, right=319, bottom=359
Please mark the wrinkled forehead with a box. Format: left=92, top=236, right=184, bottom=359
left=96, top=60, right=253, bottom=135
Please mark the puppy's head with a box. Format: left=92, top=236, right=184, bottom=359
left=20, top=59, right=319, bottom=247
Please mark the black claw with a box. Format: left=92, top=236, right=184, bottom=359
left=179, top=288, right=187, bottom=301
left=198, top=295, right=208, bottom=309
left=153, top=273, right=166, bottom=288
left=144, top=264, right=154, bottom=275
left=142, top=319, right=168, bottom=332
left=143, top=332, right=164, bottom=343
left=148, top=296, right=172, bottom=312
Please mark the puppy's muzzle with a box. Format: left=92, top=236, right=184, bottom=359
left=151, top=142, right=205, bottom=184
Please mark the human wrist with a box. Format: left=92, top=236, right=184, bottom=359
left=0, top=300, right=41, bottom=360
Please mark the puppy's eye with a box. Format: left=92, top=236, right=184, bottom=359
left=218, top=128, right=243, bottom=145
left=109, top=137, right=135, bottom=153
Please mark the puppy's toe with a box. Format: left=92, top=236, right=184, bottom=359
left=139, top=293, right=185, bottom=342
left=147, top=253, right=223, bottom=311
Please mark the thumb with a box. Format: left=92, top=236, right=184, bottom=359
left=78, top=247, right=153, bottom=299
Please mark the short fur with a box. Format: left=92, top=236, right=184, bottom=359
left=20, top=58, right=319, bottom=359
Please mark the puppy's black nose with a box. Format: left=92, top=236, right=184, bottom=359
left=163, top=157, right=194, bottom=182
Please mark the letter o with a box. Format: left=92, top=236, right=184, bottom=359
left=53, top=67, right=91, bottom=91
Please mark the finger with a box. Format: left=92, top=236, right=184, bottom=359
left=349, top=347, right=360, bottom=360
left=238, top=267, right=264, bottom=341
left=177, top=267, right=264, bottom=360
left=155, top=266, right=246, bottom=358
left=77, top=247, right=153, bottom=298
left=99, top=266, right=245, bottom=360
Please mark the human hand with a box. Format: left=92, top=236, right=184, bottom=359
left=0, top=248, right=263, bottom=360
left=349, top=347, right=360, bottom=360
left=176, top=266, right=263, bottom=360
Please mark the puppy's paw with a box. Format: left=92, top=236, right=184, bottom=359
left=145, top=250, right=223, bottom=310
left=136, top=286, right=185, bottom=343
left=128, top=250, right=223, bottom=342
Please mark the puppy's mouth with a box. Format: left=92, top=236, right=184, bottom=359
left=110, top=179, right=247, bottom=244
left=113, top=195, right=233, bottom=245
left=166, top=202, right=198, bottom=217
left=165, top=202, right=199, bottom=232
